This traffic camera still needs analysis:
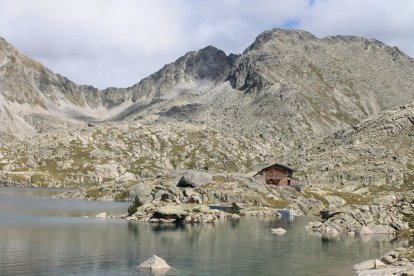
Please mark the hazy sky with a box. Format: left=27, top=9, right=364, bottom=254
left=1, top=0, right=413, bottom=89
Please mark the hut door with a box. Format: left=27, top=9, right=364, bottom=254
left=288, top=179, right=291, bottom=186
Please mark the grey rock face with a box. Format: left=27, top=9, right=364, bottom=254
left=177, top=171, right=213, bottom=188
left=306, top=202, right=411, bottom=237
left=129, top=45, right=236, bottom=103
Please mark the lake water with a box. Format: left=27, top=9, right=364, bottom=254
left=0, top=188, right=411, bottom=275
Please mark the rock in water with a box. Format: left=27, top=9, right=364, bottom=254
left=271, top=228, right=287, bottom=235
left=177, top=171, right=212, bottom=188
left=231, top=214, right=241, bottom=219
left=96, top=212, right=107, bottom=219
left=139, top=255, right=171, bottom=271
left=153, top=205, right=188, bottom=220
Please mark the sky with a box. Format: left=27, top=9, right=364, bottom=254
left=1, top=0, right=414, bottom=89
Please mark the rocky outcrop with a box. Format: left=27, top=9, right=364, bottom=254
left=127, top=202, right=227, bottom=223
left=355, top=248, right=414, bottom=276
left=284, top=103, right=414, bottom=190
left=306, top=201, right=412, bottom=237
left=55, top=172, right=322, bottom=217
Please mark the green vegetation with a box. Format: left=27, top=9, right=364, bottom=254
left=264, top=198, right=290, bottom=208
left=114, top=190, right=130, bottom=202
left=128, top=195, right=143, bottom=216
left=327, top=191, right=372, bottom=205
left=85, top=187, right=104, bottom=200
left=212, top=175, right=231, bottom=184
left=228, top=202, right=241, bottom=214
left=302, top=190, right=329, bottom=207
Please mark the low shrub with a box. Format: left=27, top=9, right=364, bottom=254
left=128, top=195, right=143, bottom=216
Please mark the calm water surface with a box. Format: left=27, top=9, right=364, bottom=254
left=0, top=187, right=411, bottom=275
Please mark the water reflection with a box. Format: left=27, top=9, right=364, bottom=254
left=0, top=187, right=412, bottom=276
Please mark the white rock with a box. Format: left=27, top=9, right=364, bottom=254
left=324, top=196, right=347, bottom=208
left=324, top=227, right=339, bottom=236
left=139, top=255, right=171, bottom=271
left=360, top=226, right=372, bottom=235
left=96, top=212, right=107, bottom=219
left=231, top=214, right=240, bottom=219
left=374, top=259, right=386, bottom=269
left=312, top=221, right=323, bottom=228
left=271, top=228, right=287, bottom=235
left=354, top=259, right=375, bottom=271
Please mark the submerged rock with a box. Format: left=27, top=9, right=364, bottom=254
left=138, top=255, right=171, bottom=271
left=231, top=214, right=240, bottom=219
left=271, top=228, right=287, bottom=235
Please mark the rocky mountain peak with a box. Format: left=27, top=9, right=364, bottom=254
left=178, top=45, right=236, bottom=81
left=129, top=45, right=236, bottom=103
left=244, top=28, right=318, bottom=53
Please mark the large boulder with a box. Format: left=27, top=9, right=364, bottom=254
left=324, top=196, right=347, bottom=208
left=153, top=205, right=188, bottom=220
left=177, top=171, right=212, bottom=188
left=138, top=255, right=171, bottom=271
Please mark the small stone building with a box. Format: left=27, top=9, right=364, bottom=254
left=254, top=163, right=299, bottom=187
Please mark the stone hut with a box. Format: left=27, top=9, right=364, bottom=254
left=254, top=163, right=299, bottom=186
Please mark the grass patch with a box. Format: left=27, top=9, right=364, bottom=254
left=212, top=175, right=231, bottom=184
left=327, top=191, right=371, bottom=205
left=228, top=202, right=241, bottom=214
left=302, top=190, right=329, bottom=207
left=114, top=190, right=130, bottom=202
left=264, top=198, right=290, bottom=208
left=85, top=187, right=104, bottom=200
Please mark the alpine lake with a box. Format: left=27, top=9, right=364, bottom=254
left=0, top=187, right=411, bottom=275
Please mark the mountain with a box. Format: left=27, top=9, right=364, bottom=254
left=1, top=28, right=414, bottom=190
left=2, top=29, right=414, bottom=143
left=0, top=37, right=131, bottom=139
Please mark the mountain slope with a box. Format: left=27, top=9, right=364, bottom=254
left=2, top=28, right=414, bottom=190
left=283, top=102, right=414, bottom=193
left=0, top=121, right=276, bottom=187
left=0, top=37, right=131, bottom=138
left=117, top=29, right=414, bottom=147
left=2, top=29, right=414, bottom=142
